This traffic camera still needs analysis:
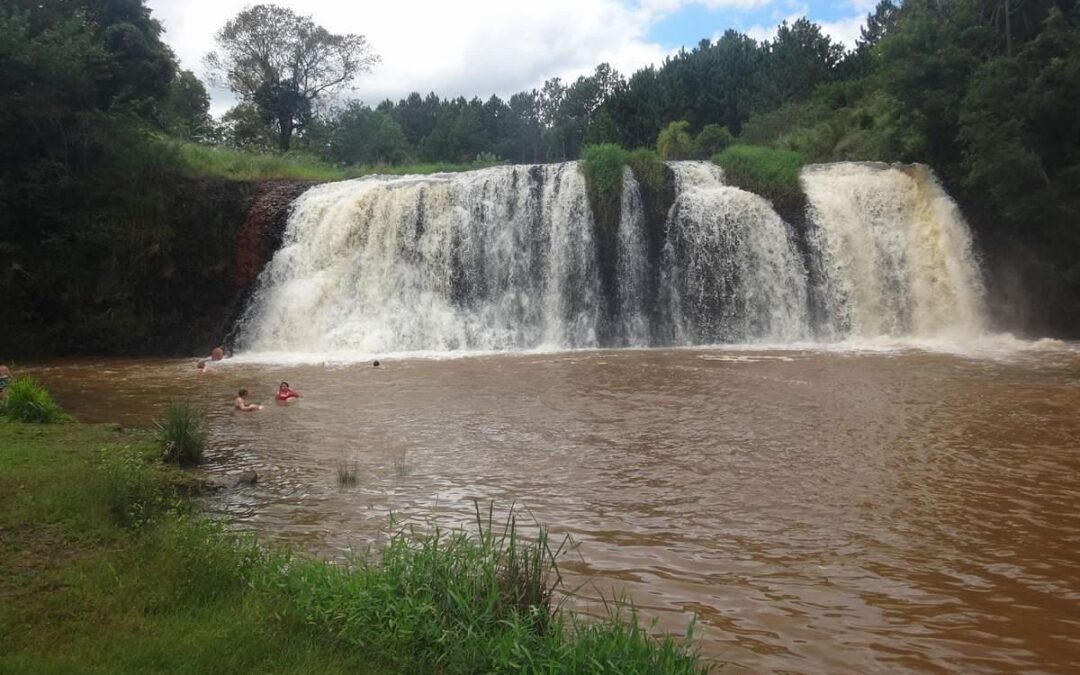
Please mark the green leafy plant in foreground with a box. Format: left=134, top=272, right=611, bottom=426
left=268, top=502, right=708, bottom=673
left=155, top=402, right=207, bottom=466
left=1, top=377, right=69, bottom=423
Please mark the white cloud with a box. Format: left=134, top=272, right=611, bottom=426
left=148, top=0, right=869, bottom=118
left=640, top=0, right=773, bottom=11
left=149, top=0, right=678, bottom=116
left=819, top=14, right=866, bottom=48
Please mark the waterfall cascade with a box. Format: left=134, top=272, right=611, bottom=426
left=802, top=162, right=986, bottom=340
left=236, top=160, right=986, bottom=354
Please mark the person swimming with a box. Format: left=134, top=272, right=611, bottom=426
left=197, top=360, right=211, bottom=374
left=211, top=346, right=225, bottom=361
left=234, top=388, right=262, bottom=411
left=275, top=381, right=300, bottom=403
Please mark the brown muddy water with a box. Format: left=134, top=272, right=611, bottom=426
left=24, top=344, right=1080, bottom=673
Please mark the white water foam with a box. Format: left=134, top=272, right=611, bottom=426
left=235, top=160, right=1011, bottom=361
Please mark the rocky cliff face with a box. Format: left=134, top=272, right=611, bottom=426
left=1, top=177, right=314, bottom=358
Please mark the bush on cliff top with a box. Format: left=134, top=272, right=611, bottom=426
left=580, top=144, right=628, bottom=232
left=712, top=145, right=807, bottom=213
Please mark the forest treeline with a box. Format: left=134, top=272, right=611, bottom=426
left=2, top=0, right=1079, bottom=355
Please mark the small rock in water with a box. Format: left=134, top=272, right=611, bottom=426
left=202, top=478, right=228, bottom=493
left=236, top=470, right=259, bottom=486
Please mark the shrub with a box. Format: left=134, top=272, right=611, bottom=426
left=657, top=121, right=694, bottom=160
left=580, top=143, right=628, bottom=232
left=713, top=144, right=807, bottom=213
left=625, top=149, right=667, bottom=195
left=1, top=376, right=69, bottom=423
left=100, top=445, right=174, bottom=528
left=694, top=124, right=734, bottom=158
left=155, top=402, right=207, bottom=466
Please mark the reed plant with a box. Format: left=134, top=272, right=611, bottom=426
left=268, top=502, right=708, bottom=673
left=1, top=376, right=69, bottom=423
left=336, top=460, right=360, bottom=486
left=155, top=402, right=207, bottom=466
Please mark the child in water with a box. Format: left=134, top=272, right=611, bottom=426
left=197, top=361, right=211, bottom=374
left=234, top=388, right=262, bottom=411
left=275, top=381, right=300, bottom=403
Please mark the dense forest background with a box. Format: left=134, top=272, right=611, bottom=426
left=2, top=0, right=1079, bottom=355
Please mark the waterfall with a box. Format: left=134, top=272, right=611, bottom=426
left=616, top=167, right=650, bottom=345
left=236, top=160, right=988, bottom=355
left=238, top=164, right=598, bottom=353
left=662, top=161, right=811, bottom=343
left=802, top=162, right=986, bottom=339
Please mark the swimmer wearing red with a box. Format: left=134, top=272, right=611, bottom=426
left=276, top=381, right=300, bottom=402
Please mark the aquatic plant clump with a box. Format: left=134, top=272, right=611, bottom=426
left=1, top=376, right=69, bottom=423
left=156, top=402, right=207, bottom=466
left=336, top=460, right=359, bottom=486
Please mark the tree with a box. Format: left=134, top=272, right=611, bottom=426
left=161, top=70, right=211, bottom=140
left=657, top=121, right=694, bottom=159
left=205, top=4, right=378, bottom=151
left=326, top=103, right=409, bottom=165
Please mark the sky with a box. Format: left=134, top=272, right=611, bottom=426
left=146, top=0, right=880, bottom=116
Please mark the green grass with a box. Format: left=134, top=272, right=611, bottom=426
left=171, top=140, right=503, bottom=183
left=712, top=144, right=807, bottom=214
left=625, top=149, right=668, bottom=197
left=1, top=376, right=69, bottom=423
left=155, top=402, right=207, bottom=467
left=336, top=460, right=359, bottom=487
left=172, top=141, right=348, bottom=182
left=580, top=144, right=629, bottom=232
left=0, top=419, right=712, bottom=674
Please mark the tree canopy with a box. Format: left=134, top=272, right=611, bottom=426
left=205, top=4, right=378, bottom=150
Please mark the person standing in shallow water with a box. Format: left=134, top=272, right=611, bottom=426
left=234, top=388, right=262, bottom=411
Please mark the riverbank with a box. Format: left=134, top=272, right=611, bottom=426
left=0, top=419, right=708, bottom=674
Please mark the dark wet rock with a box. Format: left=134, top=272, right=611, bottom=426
left=236, top=470, right=259, bottom=486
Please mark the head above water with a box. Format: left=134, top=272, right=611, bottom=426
left=238, top=388, right=248, bottom=397
left=279, top=381, right=289, bottom=390
left=197, top=361, right=206, bottom=369
left=373, top=360, right=380, bottom=367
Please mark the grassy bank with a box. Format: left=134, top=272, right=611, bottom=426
left=0, top=418, right=709, bottom=674
left=172, top=141, right=503, bottom=182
